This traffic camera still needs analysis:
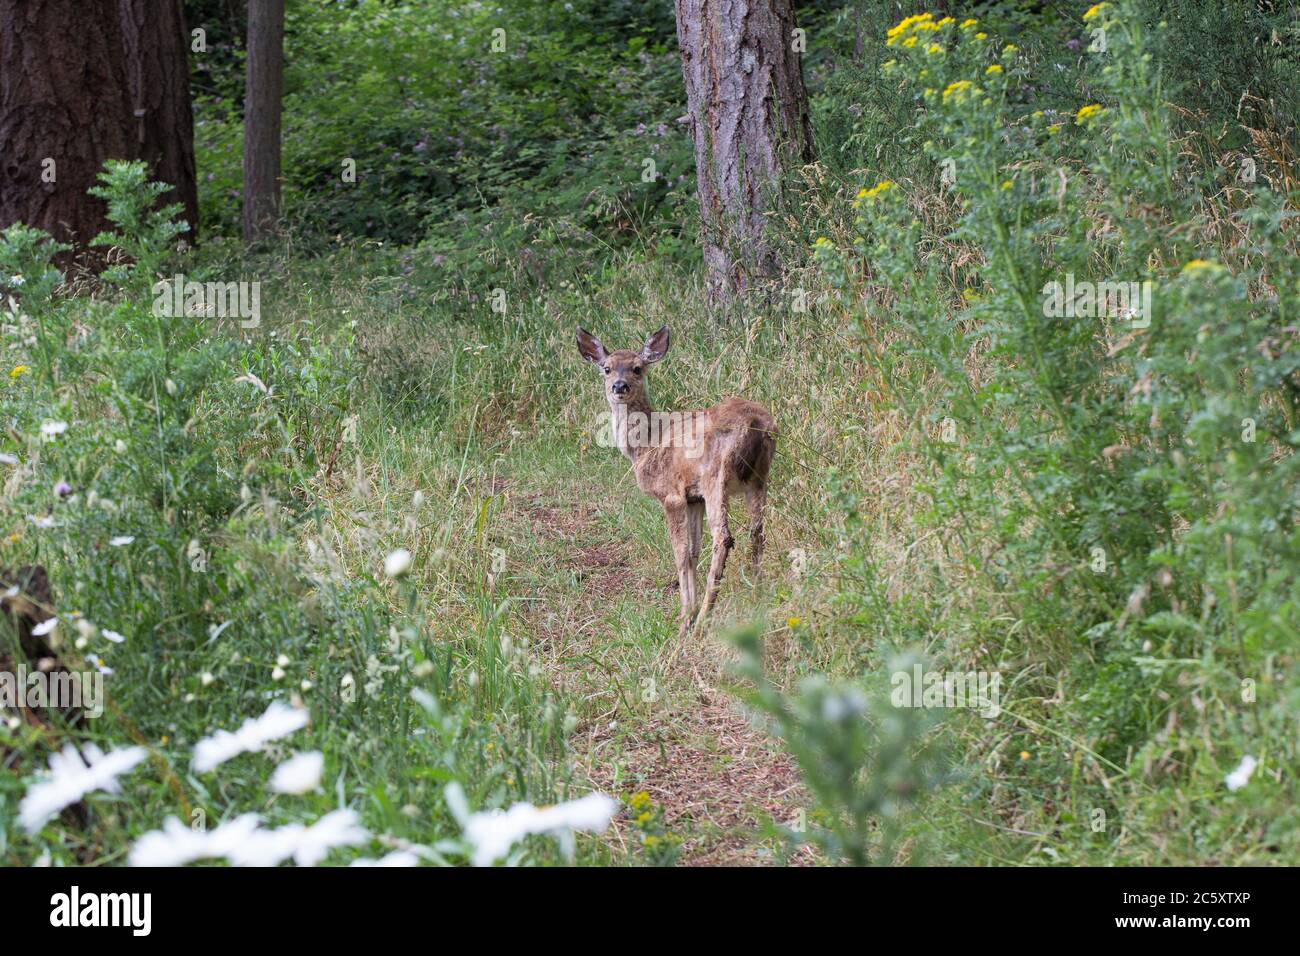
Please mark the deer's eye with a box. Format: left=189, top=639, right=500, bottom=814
left=633, top=366, right=643, bottom=375
left=602, top=367, right=610, bottom=375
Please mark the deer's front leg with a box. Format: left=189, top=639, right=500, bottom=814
left=663, top=497, right=696, bottom=636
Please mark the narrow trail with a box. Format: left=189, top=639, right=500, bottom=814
left=503, top=477, right=813, bottom=865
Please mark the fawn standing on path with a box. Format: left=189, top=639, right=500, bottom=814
left=577, top=325, right=776, bottom=637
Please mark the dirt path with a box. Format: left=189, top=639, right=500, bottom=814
left=504, top=480, right=813, bottom=865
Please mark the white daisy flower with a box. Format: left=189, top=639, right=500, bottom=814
left=108, top=535, right=135, bottom=547
left=192, top=701, right=310, bottom=772
left=102, top=629, right=126, bottom=644
left=349, top=850, right=420, bottom=867
left=20, top=743, right=147, bottom=833
left=40, top=420, right=68, bottom=440
left=129, top=814, right=262, bottom=867
left=447, top=783, right=619, bottom=866
left=228, top=809, right=368, bottom=867
left=269, top=751, right=324, bottom=795
left=32, top=617, right=58, bottom=637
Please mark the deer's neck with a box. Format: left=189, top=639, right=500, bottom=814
left=609, top=395, right=653, bottom=465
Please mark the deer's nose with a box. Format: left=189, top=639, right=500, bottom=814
left=611, top=380, right=629, bottom=395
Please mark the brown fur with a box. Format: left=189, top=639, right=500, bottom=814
left=577, top=326, right=776, bottom=636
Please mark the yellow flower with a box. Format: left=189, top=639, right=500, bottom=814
left=636, top=811, right=652, bottom=825
left=9, top=365, right=29, bottom=379
left=860, top=180, right=895, bottom=203
left=1002, top=43, right=1017, bottom=54
left=787, top=616, right=802, bottom=628
left=925, top=43, right=943, bottom=55
left=7, top=533, right=19, bottom=544
left=629, top=791, right=651, bottom=811
left=941, top=79, right=975, bottom=102
left=1047, top=123, right=1062, bottom=135
left=960, top=18, right=978, bottom=29
left=1075, top=103, right=1105, bottom=123
left=938, top=16, right=954, bottom=26
left=1083, top=3, right=1110, bottom=22
left=1181, top=259, right=1222, bottom=276
left=975, top=32, right=987, bottom=40
left=813, top=236, right=833, bottom=249
left=986, top=63, right=1003, bottom=74
left=1000, top=180, right=1013, bottom=191
left=902, top=35, right=918, bottom=47
left=1019, top=750, right=1031, bottom=761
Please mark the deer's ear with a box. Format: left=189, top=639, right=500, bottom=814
left=641, top=325, right=670, bottom=364
left=576, top=327, right=607, bottom=365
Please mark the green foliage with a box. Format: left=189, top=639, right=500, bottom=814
left=815, top=1, right=1300, bottom=859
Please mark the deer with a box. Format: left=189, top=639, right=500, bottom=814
left=577, top=325, right=776, bottom=637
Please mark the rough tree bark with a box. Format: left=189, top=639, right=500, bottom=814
left=242, top=0, right=285, bottom=241
left=119, top=0, right=199, bottom=239
left=0, top=0, right=137, bottom=255
left=674, top=0, right=815, bottom=303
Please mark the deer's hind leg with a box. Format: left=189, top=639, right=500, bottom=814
left=663, top=497, right=696, bottom=638
left=745, top=481, right=766, bottom=569
left=696, top=482, right=734, bottom=625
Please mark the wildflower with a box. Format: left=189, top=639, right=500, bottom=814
left=860, top=180, right=895, bottom=204
left=384, top=548, right=413, bottom=578
left=269, top=751, right=324, bottom=794
left=164, top=378, right=178, bottom=396
left=129, top=813, right=262, bottom=866
left=1083, top=3, right=1110, bottom=22
left=230, top=809, right=369, bottom=866
left=349, top=850, right=421, bottom=867
left=787, top=616, right=802, bottom=628
left=1001, top=180, right=1013, bottom=190
left=102, top=629, right=125, bottom=643
left=9, top=275, right=24, bottom=287
left=1225, top=755, right=1257, bottom=792
left=447, top=783, right=619, bottom=866
left=85, top=653, right=113, bottom=675
left=1019, top=750, right=1031, bottom=761
left=20, top=743, right=147, bottom=833
left=32, top=617, right=58, bottom=638
left=942, top=80, right=975, bottom=102
left=1180, top=258, right=1222, bottom=276
left=109, top=535, right=135, bottom=547
left=1047, top=123, right=1062, bottom=135
left=1002, top=43, right=1017, bottom=54
left=901, top=35, right=918, bottom=48
left=114, top=439, right=127, bottom=454
left=986, top=63, right=1003, bottom=74
left=192, top=700, right=310, bottom=772
left=40, top=420, right=68, bottom=440
left=629, top=791, right=652, bottom=812
left=54, top=481, right=71, bottom=498
left=975, top=32, right=987, bottom=40
left=1075, top=103, right=1105, bottom=123
left=9, top=365, right=29, bottom=379
left=938, top=16, right=954, bottom=26
left=960, top=18, right=978, bottom=29
left=925, top=43, right=943, bottom=55
left=27, top=514, right=56, bottom=529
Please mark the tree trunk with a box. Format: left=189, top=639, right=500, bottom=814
left=675, top=0, right=815, bottom=304
left=0, top=0, right=137, bottom=257
left=242, top=0, right=285, bottom=241
left=118, top=0, right=199, bottom=239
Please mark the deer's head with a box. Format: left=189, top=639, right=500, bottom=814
left=576, top=326, right=670, bottom=407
